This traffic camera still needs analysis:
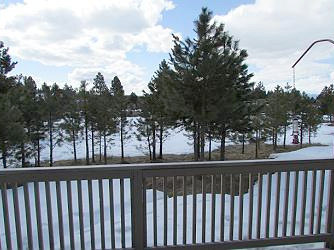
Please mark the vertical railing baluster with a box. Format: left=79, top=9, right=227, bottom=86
left=24, top=183, right=33, bottom=249
left=120, top=178, right=126, bottom=248
left=238, top=174, right=243, bottom=241
left=300, top=170, right=308, bottom=235
left=326, top=170, right=334, bottom=249
left=77, top=180, right=85, bottom=250
left=211, top=175, right=216, bottom=242
left=56, top=181, right=65, bottom=250
left=152, top=177, right=157, bottom=246
left=202, top=175, right=206, bottom=243
left=109, top=179, right=115, bottom=249
left=309, top=170, right=317, bottom=234
left=274, top=172, right=281, bottom=237
left=192, top=176, right=197, bottom=244
left=1, top=183, right=12, bottom=250
left=143, top=178, right=147, bottom=248
left=13, top=183, right=23, bottom=249
left=163, top=176, right=168, bottom=246
left=173, top=176, right=177, bottom=245
left=67, top=181, right=75, bottom=250
left=290, top=171, right=299, bottom=236
left=34, top=182, right=44, bottom=250
left=256, top=174, right=262, bottom=239
left=220, top=174, right=225, bottom=242
left=87, top=179, right=95, bottom=249
left=229, top=174, right=234, bottom=241
left=98, top=179, right=105, bottom=249
left=282, top=172, right=290, bottom=237
left=0, top=222, right=2, bottom=250
left=45, top=182, right=54, bottom=250
left=265, top=173, right=272, bottom=238
left=132, top=170, right=144, bottom=250
left=316, top=170, right=325, bottom=234
left=183, top=176, right=187, bottom=245
left=248, top=173, right=254, bottom=240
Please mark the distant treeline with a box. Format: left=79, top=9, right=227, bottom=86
left=0, top=8, right=333, bottom=168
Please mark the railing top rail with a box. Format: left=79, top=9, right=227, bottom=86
left=0, top=158, right=333, bottom=173
left=0, top=158, right=333, bottom=183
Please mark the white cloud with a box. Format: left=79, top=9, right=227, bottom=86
left=0, top=0, right=175, bottom=94
left=214, top=0, right=334, bottom=94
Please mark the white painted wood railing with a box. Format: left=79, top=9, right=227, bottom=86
left=0, top=159, right=334, bottom=249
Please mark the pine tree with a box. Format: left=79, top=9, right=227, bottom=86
left=0, top=95, right=25, bottom=168
left=0, top=41, right=25, bottom=168
left=41, top=83, right=63, bottom=166
left=166, top=8, right=253, bottom=161
left=9, top=76, right=45, bottom=167
left=61, top=84, right=82, bottom=163
left=92, top=73, right=117, bottom=164
left=78, top=81, right=90, bottom=165
left=111, top=76, right=129, bottom=162
left=317, top=84, right=334, bottom=122
left=265, top=86, right=286, bottom=151
left=0, top=41, right=17, bottom=94
left=147, top=60, right=173, bottom=160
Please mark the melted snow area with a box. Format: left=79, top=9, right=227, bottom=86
left=0, top=123, right=333, bottom=249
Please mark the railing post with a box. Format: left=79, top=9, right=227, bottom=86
left=325, top=170, right=334, bottom=249
left=132, top=169, right=145, bottom=250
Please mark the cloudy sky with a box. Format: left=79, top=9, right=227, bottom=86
left=0, top=0, right=333, bottom=94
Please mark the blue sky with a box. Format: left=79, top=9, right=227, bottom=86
left=1, top=0, right=333, bottom=94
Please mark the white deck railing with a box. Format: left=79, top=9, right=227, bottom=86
left=1, top=158, right=334, bottom=249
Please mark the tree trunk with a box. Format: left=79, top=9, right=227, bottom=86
left=147, top=126, right=152, bottom=161
left=49, top=112, right=53, bottom=167
left=274, top=128, right=278, bottom=151
left=255, top=130, right=259, bottom=159
left=99, top=132, right=102, bottom=162
left=300, top=122, right=303, bottom=149
left=193, top=129, right=198, bottom=161
left=120, top=119, right=124, bottom=162
left=152, top=122, right=156, bottom=161
left=242, top=133, right=245, bottom=154
left=283, top=125, right=287, bottom=149
left=196, top=124, right=201, bottom=160
left=37, top=137, right=40, bottom=167
left=159, top=125, right=163, bottom=159
left=85, top=117, right=89, bottom=165
left=21, top=142, right=25, bottom=168
left=104, top=132, right=107, bottom=164
left=220, top=128, right=226, bottom=161
left=208, top=131, right=212, bottom=161
left=91, top=126, right=95, bottom=163
left=72, top=130, right=77, bottom=163
left=272, top=127, right=275, bottom=150
left=2, top=147, right=7, bottom=168
left=200, top=125, right=205, bottom=161
left=308, top=126, right=311, bottom=144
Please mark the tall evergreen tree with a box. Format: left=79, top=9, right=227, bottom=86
left=41, top=83, right=63, bottom=166
left=0, top=95, right=25, bottom=168
left=111, top=76, right=129, bottom=162
left=79, top=81, right=90, bottom=165
left=92, top=73, right=116, bottom=164
left=0, top=41, right=25, bottom=168
left=317, top=84, right=334, bottom=121
left=165, top=8, right=253, bottom=161
left=61, top=84, right=82, bottom=163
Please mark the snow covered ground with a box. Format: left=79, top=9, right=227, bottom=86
left=44, top=119, right=334, bottom=163
left=0, top=123, right=333, bottom=249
